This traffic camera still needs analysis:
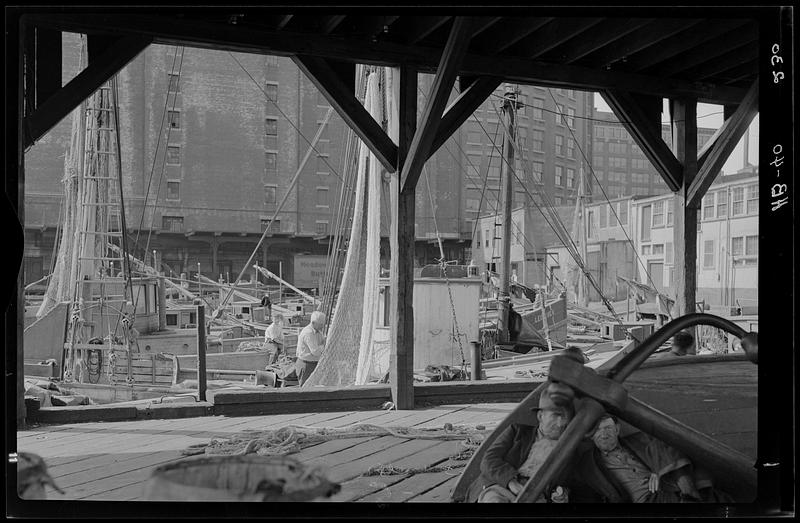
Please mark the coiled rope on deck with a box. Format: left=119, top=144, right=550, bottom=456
left=182, top=424, right=489, bottom=465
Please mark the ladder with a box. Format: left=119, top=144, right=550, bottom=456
left=64, top=80, right=130, bottom=382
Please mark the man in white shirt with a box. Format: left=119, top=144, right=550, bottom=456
left=295, top=311, right=326, bottom=385
left=263, top=313, right=285, bottom=365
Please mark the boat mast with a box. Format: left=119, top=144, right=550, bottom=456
left=578, top=164, right=589, bottom=308
left=497, top=85, right=519, bottom=344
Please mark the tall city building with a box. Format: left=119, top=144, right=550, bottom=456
left=590, top=110, right=717, bottom=198
left=22, top=37, right=593, bottom=288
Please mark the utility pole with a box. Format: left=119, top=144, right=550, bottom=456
left=497, top=86, right=519, bottom=344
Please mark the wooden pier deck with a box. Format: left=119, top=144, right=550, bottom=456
left=17, top=402, right=517, bottom=503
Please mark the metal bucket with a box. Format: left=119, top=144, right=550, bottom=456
left=142, top=455, right=340, bottom=502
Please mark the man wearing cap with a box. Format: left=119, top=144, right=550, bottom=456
left=295, top=311, right=326, bottom=386
left=467, top=382, right=577, bottom=503
left=569, top=414, right=711, bottom=503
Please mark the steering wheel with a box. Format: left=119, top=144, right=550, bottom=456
left=512, top=312, right=756, bottom=502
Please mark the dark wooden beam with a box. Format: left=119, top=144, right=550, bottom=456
left=650, top=23, right=758, bottom=77
left=293, top=55, right=397, bottom=172
left=320, top=15, right=346, bottom=34
left=23, top=21, right=36, bottom=117
left=623, top=19, right=750, bottom=72
left=670, top=98, right=698, bottom=320
left=401, top=17, right=472, bottom=192
left=469, top=17, right=552, bottom=55
left=34, top=27, right=62, bottom=108
left=698, top=103, right=737, bottom=169
left=390, top=65, right=418, bottom=410
left=602, top=90, right=682, bottom=191
left=428, top=76, right=502, bottom=159
left=470, top=16, right=503, bottom=38
left=27, top=13, right=749, bottom=104
left=275, top=15, right=293, bottom=30
left=686, top=44, right=759, bottom=82
left=398, top=16, right=451, bottom=45
left=715, top=60, right=758, bottom=85
left=688, top=81, right=758, bottom=207
left=541, top=18, right=654, bottom=64
left=580, top=18, right=703, bottom=68
left=512, top=18, right=605, bottom=60
left=356, top=15, right=400, bottom=39
left=23, top=34, right=151, bottom=148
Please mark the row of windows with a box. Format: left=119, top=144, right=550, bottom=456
left=160, top=216, right=329, bottom=236
left=595, top=126, right=629, bottom=140
left=702, top=185, right=758, bottom=220
left=703, top=236, right=759, bottom=268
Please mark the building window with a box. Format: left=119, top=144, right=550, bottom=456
left=316, top=221, right=328, bottom=236
left=703, top=193, right=715, bottom=220
left=619, top=201, right=628, bottom=225
left=265, top=83, right=278, bottom=102
left=587, top=210, right=595, bottom=238
left=167, top=111, right=181, bottom=129
left=653, top=244, right=664, bottom=256
left=532, top=130, right=544, bottom=152
left=599, top=204, right=607, bottom=228
left=162, top=216, right=183, bottom=232
left=732, top=235, right=758, bottom=266
left=265, top=118, right=278, bottom=149
left=265, top=151, right=277, bottom=176
left=265, top=54, right=279, bottom=67
left=262, top=219, right=280, bottom=232
left=703, top=240, right=715, bottom=268
left=484, top=229, right=490, bottom=247
left=167, top=73, right=180, bottom=93
left=316, top=187, right=329, bottom=207
left=166, top=181, right=180, bottom=200
left=264, top=185, right=277, bottom=204
left=653, top=201, right=665, bottom=227
left=465, top=188, right=481, bottom=213
left=665, top=242, right=673, bottom=264
left=731, top=236, right=743, bottom=258
left=316, top=89, right=329, bottom=107
left=555, top=197, right=563, bottom=205
left=716, top=189, right=728, bottom=218
left=532, top=161, right=543, bottom=183
left=556, top=103, right=565, bottom=125
left=488, top=163, right=501, bottom=180
left=731, top=187, right=745, bottom=216
left=566, top=107, right=575, bottom=127
left=555, top=135, right=564, bottom=156
left=746, top=184, right=758, bottom=214
left=666, top=199, right=674, bottom=226
left=631, top=144, right=642, bottom=155
left=566, top=168, right=575, bottom=188
left=466, top=130, right=482, bottom=145
left=555, top=165, right=563, bottom=186
left=166, top=145, right=180, bottom=165
left=642, top=245, right=651, bottom=255
left=532, top=98, right=544, bottom=120
left=567, top=138, right=575, bottom=159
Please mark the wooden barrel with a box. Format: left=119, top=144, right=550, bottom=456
left=142, top=455, right=340, bottom=502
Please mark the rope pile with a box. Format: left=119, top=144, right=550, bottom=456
left=182, top=424, right=489, bottom=467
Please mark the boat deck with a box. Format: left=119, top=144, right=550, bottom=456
left=17, top=402, right=517, bottom=502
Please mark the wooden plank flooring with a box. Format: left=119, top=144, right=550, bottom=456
left=17, top=403, right=517, bottom=502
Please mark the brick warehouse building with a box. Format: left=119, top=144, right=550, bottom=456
left=22, top=35, right=594, bottom=288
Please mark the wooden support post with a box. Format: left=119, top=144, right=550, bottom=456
left=35, top=27, right=62, bottom=107
left=157, top=275, right=167, bottom=331
left=389, top=64, right=417, bottom=410
left=670, top=99, right=698, bottom=348
left=196, top=300, right=207, bottom=401
left=13, top=14, right=27, bottom=427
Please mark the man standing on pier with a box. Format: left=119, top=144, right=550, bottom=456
left=295, top=311, right=327, bottom=386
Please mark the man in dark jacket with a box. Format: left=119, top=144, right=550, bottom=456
left=467, top=383, right=577, bottom=503
left=569, top=414, right=704, bottom=503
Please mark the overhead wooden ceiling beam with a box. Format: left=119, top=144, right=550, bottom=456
left=718, top=61, right=759, bottom=85
left=321, top=15, right=347, bottom=34
left=428, top=76, right=503, bottom=159
left=647, top=24, right=758, bottom=77
left=401, top=17, right=472, bottom=192
left=512, top=18, right=605, bottom=60
left=684, top=44, right=759, bottom=81
left=276, top=15, right=294, bottom=30
left=580, top=18, right=702, bottom=68
left=34, top=27, right=62, bottom=108
left=26, top=13, right=750, bottom=104
left=542, top=18, right=653, bottom=64
left=23, top=34, right=151, bottom=149
left=602, top=90, right=683, bottom=191
left=293, top=55, right=397, bottom=172
left=687, top=80, right=758, bottom=207
left=469, top=17, right=553, bottom=55
left=622, top=19, right=750, bottom=72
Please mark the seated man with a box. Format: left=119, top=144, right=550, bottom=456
left=466, top=383, right=576, bottom=503
left=570, top=414, right=707, bottom=503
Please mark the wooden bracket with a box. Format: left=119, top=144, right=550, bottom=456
left=401, top=17, right=473, bottom=192
left=602, top=89, right=682, bottom=191
left=293, top=55, right=398, bottom=173
left=688, top=80, right=758, bottom=207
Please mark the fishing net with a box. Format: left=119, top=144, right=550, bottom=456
left=182, top=423, right=489, bottom=475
